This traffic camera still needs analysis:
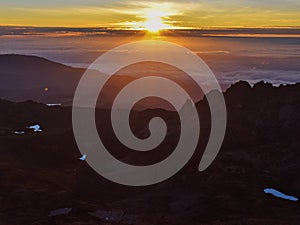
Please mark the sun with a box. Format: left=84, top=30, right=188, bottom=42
left=143, top=11, right=170, bottom=32
left=119, top=3, right=179, bottom=31
left=144, top=18, right=165, bottom=32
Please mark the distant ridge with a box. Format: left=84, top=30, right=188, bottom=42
left=0, top=54, right=204, bottom=109
left=0, top=54, right=73, bottom=69
left=0, top=54, right=84, bottom=105
left=1, top=54, right=299, bottom=109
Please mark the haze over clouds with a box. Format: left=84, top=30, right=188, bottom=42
left=0, top=26, right=299, bottom=87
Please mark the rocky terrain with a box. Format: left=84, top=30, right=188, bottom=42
left=0, top=80, right=300, bottom=225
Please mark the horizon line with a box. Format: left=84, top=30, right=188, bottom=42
left=1, top=25, right=300, bottom=30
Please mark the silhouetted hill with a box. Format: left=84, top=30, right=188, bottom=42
left=0, top=55, right=133, bottom=107
left=0, top=55, right=203, bottom=109
left=0, top=54, right=84, bottom=105
left=0, top=81, right=299, bottom=224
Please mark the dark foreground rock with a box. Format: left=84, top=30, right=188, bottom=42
left=0, top=81, right=300, bottom=225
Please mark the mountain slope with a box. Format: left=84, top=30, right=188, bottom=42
left=0, top=54, right=85, bottom=104
left=0, top=54, right=204, bottom=109
left=0, top=81, right=300, bottom=224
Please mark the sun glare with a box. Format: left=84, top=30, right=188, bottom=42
left=117, top=3, right=180, bottom=31
left=143, top=11, right=170, bottom=32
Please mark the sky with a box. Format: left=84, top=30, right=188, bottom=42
left=0, top=0, right=300, bottom=28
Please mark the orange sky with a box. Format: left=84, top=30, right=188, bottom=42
left=1, top=0, right=300, bottom=28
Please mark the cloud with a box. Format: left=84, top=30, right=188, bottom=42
left=1, top=0, right=299, bottom=27
left=217, top=69, right=300, bottom=87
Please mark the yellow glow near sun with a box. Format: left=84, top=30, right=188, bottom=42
left=114, top=3, right=180, bottom=31
left=143, top=11, right=170, bottom=32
